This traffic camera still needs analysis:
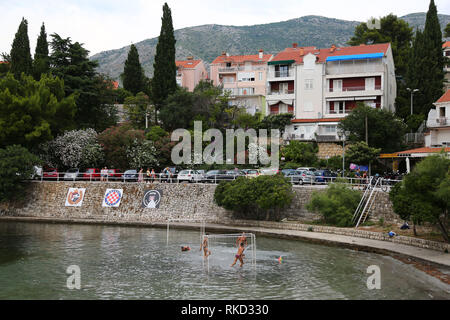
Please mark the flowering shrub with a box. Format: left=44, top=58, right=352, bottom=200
left=126, top=139, right=159, bottom=169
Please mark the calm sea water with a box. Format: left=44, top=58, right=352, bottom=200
left=0, top=221, right=449, bottom=300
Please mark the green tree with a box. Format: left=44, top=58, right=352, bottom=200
left=338, top=103, right=407, bottom=153
left=307, top=183, right=362, bottom=227
left=214, top=175, right=294, bottom=221
left=50, top=34, right=117, bottom=131
left=406, top=1, right=445, bottom=118
left=123, top=92, right=153, bottom=129
left=151, top=2, right=177, bottom=123
left=121, top=44, right=146, bottom=95
left=98, top=125, right=145, bottom=170
left=10, top=18, right=33, bottom=78
left=281, top=141, right=318, bottom=166
left=445, top=23, right=450, bottom=37
left=0, top=73, right=76, bottom=149
left=146, top=125, right=168, bottom=142
left=0, top=145, right=40, bottom=202
left=159, top=88, right=195, bottom=131
left=389, top=154, right=449, bottom=242
left=32, top=23, right=50, bottom=80
left=346, top=142, right=381, bottom=167
left=258, top=113, right=294, bottom=135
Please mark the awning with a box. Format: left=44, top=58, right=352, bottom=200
left=325, top=97, right=355, bottom=101
left=268, top=99, right=294, bottom=106
left=326, top=52, right=384, bottom=62
left=268, top=60, right=295, bottom=66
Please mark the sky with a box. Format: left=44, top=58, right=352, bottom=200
left=1, top=0, right=449, bottom=57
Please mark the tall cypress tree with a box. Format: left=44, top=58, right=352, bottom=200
left=122, top=44, right=145, bottom=95
left=151, top=2, right=177, bottom=123
left=10, top=18, right=33, bottom=78
left=406, top=1, right=445, bottom=118
left=32, top=23, right=50, bottom=80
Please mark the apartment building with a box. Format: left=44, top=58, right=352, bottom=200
left=176, top=57, right=208, bottom=92
left=425, top=89, right=450, bottom=148
left=267, top=43, right=396, bottom=143
left=210, top=50, right=273, bottom=115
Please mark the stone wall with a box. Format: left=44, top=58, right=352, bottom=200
left=317, top=143, right=345, bottom=159
left=1, top=182, right=398, bottom=225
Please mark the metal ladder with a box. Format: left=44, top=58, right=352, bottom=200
left=352, top=177, right=380, bottom=228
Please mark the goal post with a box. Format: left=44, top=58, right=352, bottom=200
left=203, top=233, right=256, bottom=272
left=166, top=218, right=206, bottom=246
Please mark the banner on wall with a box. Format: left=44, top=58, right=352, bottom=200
left=65, top=188, right=86, bottom=207
left=142, top=190, right=162, bottom=209
left=102, top=189, right=123, bottom=208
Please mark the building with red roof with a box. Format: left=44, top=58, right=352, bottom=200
left=210, top=50, right=274, bottom=115
left=176, top=57, right=208, bottom=92
left=266, top=42, right=396, bottom=145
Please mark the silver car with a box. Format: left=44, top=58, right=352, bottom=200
left=286, top=170, right=316, bottom=185
left=63, top=168, right=80, bottom=181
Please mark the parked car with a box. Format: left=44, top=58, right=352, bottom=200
left=123, top=169, right=138, bottom=182
left=245, top=169, right=261, bottom=178
left=204, top=170, right=233, bottom=183
left=107, top=169, right=122, bottom=181
left=225, top=170, right=245, bottom=179
left=286, top=170, right=316, bottom=185
left=314, top=170, right=338, bottom=184
left=64, top=168, right=81, bottom=181
left=177, top=170, right=202, bottom=183
left=83, top=168, right=100, bottom=181
left=33, top=166, right=43, bottom=180
left=260, top=167, right=279, bottom=176
left=282, top=169, right=297, bottom=177
left=43, top=168, right=59, bottom=181
left=297, top=167, right=317, bottom=172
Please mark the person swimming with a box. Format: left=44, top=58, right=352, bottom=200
left=231, top=242, right=246, bottom=267
left=181, top=246, right=191, bottom=252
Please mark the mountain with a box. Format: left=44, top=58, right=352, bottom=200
left=91, top=13, right=450, bottom=81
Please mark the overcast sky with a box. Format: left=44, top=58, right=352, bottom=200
left=1, top=0, right=449, bottom=57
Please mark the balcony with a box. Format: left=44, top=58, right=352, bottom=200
left=316, top=135, right=339, bottom=142
left=427, top=117, right=449, bottom=128
left=267, top=70, right=295, bottom=82
left=266, top=90, right=295, bottom=102
left=218, top=67, right=243, bottom=73
left=326, top=85, right=382, bottom=98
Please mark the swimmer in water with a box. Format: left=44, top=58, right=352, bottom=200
left=230, top=242, right=245, bottom=267
left=181, top=246, right=191, bottom=252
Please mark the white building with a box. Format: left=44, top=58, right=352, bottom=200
left=425, top=89, right=450, bottom=148
left=266, top=43, right=397, bottom=143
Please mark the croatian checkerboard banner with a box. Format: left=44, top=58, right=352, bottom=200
left=65, top=188, right=86, bottom=207
left=102, top=189, right=123, bottom=207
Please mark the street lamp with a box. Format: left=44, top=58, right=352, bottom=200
left=406, top=88, right=419, bottom=116
left=337, top=130, right=350, bottom=177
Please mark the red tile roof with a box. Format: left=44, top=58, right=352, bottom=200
left=291, top=118, right=343, bottom=124
left=436, top=89, right=450, bottom=103
left=211, top=53, right=272, bottom=64
left=271, top=43, right=391, bottom=64
left=443, top=41, right=450, bottom=48
left=0, top=61, right=8, bottom=64
left=397, top=147, right=450, bottom=155
left=112, top=81, right=119, bottom=89
left=176, top=60, right=202, bottom=69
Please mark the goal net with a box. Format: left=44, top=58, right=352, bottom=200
left=203, top=233, right=256, bottom=272
left=166, top=218, right=206, bottom=248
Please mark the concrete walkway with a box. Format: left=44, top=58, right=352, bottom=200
left=1, top=216, right=449, bottom=268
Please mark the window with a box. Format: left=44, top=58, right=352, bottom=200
left=365, top=77, right=375, bottom=90
left=279, top=103, right=288, bottom=114
left=259, top=72, right=263, bottom=81
left=333, top=80, right=342, bottom=92
left=226, top=62, right=232, bottom=68
left=305, top=79, right=313, bottom=90
left=280, top=82, right=289, bottom=94
left=323, top=125, right=336, bottom=134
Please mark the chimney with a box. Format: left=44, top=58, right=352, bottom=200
left=330, top=44, right=336, bottom=53
left=222, top=51, right=227, bottom=56
left=258, top=49, right=264, bottom=59
left=187, top=56, right=194, bottom=60
left=293, top=43, right=298, bottom=48
left=299, top=48, right=304, bottom=56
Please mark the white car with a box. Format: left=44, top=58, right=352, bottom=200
left=260, top=167, right=279, bottom=176
left=177, top=170, right=202, bottom=183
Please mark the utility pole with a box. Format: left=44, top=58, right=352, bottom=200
left=365, top=115, right=368, bottom=144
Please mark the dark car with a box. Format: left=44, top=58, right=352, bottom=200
left=123, top=169, right=138, bottom=182
left=204, top=170, right=233, bottom=183
left=314, top=170, right=338, bottom=184
left=225, top=170, right=245, bottom=179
